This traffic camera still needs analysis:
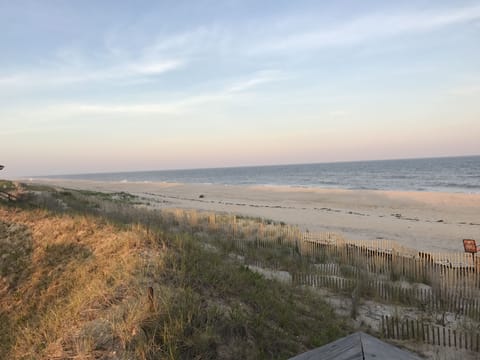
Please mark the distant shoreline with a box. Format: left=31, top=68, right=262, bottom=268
left=24, top=176, right=480, bottom=197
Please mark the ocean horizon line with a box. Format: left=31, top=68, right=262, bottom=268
left=24, top=155, right=480, bottom=195
left=30, top=153, right=480, bottom=179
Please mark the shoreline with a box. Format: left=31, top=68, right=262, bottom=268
left=22, top=177, right=480, bottom=195
left=27, top=178, right=480, bottom=253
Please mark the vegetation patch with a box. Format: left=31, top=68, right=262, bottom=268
left=0, top=185, right=350, bottom=359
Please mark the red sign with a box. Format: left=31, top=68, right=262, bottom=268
left=463, top=239, right=478, bottom=254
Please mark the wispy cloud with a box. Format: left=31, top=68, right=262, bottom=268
left=59, top=70, right=285, bottom=115
left=0, top=58, right=184, bottom=90
left=61, top=93, right=233, bottom=115
left=71, top=59, right=184, bottom=83
left=0, top=68, right=287, bottom=129
left=128, top=60, right=182, bottom=75
left=254, top=4, right=480, bottom=53
left=0, top=25, right=194, bottom=92
left=64, top=102, right=181, bottom=115
left=2, top=4, right=479, bottom=93
left=228, top=70, right=286, bottom=92
left=0, top=93, right=234, bottom=129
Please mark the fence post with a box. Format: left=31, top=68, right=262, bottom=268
left=395, top=317, right=400, bottom=340
left=148, top=286, right=154, bottom=312
left=387, top=316, right=392, bottom=339
left=382, top=316, right=385, bottom=337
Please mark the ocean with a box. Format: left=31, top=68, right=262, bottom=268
left=47, top=156, right=480, bottom=193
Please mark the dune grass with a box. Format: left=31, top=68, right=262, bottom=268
left=0, top=185, right=350, bottom=359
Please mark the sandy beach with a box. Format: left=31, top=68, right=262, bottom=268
left=30, top=179, right=480, bottom=253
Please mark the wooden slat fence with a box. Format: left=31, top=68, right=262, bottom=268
left=291, top=272, right=480, bottom=320
left=382, top=315, right=480, bottom=352
left=160, top=208, right=480, bottom=321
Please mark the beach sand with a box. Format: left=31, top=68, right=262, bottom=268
left=30, top=179, right=480, bottom=253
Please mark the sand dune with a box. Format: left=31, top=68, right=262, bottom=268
left=30, top=179, right=480, bottom=253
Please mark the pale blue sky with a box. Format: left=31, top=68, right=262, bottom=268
left=1, top=0, right=479, bottom=177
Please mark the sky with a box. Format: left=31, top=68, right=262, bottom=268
left=1, top=0, right=480, bottom=178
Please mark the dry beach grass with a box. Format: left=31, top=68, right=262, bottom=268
left=0, top=183, right=349, bottom=359
left=3, top=181, right=480, bottom=359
